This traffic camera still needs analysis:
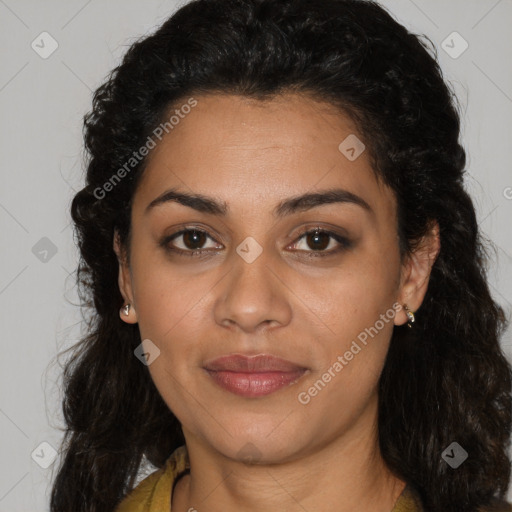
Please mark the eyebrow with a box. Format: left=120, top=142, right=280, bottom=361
left=145, top=187, right=373, bottom=217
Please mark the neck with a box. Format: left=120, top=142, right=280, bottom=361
left=172, top=397, right=406, bottom=512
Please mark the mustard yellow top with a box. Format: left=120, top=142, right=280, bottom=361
left=114, top=445, right=511, bottom=512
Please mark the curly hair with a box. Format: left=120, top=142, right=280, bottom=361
left=49, top=0, right=512, bottom=510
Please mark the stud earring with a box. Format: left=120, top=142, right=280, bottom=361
left=403, top=304, right=415, bottom=328
left=122, top=304, right=131, bottom=316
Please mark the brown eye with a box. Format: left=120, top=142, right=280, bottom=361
left=160, top=226, right=352, bottom=259
left=181, top=229, right=208, bottom=250
left=162, top=228, right=222, bottom=257
left=305, top=230, right=331, bottom=251
left=291, top=228, right=352, bottom=257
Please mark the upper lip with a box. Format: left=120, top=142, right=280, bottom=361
left=203, top=354, right=307, bottom=373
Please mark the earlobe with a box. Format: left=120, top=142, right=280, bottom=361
left=113, top=230, right=138, bottom=324
left=119, top=302, right=138, bottom=324
left=394, top=220, right=440, bottom=327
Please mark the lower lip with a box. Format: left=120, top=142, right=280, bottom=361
left=205, top=369, right=307, bottom=397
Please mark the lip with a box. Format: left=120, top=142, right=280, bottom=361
left=203, top=354, right=308, bottom=397
left=204, top=354, right=306, bottom=372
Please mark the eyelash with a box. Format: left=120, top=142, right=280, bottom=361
left=160, top=226, right=352, bottom=259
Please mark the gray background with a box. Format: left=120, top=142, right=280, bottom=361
left=0, top=0, right=511, bottom=510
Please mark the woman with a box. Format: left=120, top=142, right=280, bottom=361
left=50, top=0, right=512, bottom=511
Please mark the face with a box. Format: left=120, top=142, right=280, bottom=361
left=114, top=93, right=431, bottom=464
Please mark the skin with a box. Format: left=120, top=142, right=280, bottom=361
left=114, top=92, right=440, bottom=512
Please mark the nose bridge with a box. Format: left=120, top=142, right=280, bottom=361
left=213, top=236, right=291, bottom=331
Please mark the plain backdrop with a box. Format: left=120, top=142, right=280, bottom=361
left=0, top=0, right=511, bottom=510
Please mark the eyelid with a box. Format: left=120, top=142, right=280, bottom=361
left=161, top=224, right=352, bottom=257
left=164, top=226, right=222, bottom=252
left=288, top=227, right=352, bottom=256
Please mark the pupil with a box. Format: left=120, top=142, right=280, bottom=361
left=184, top=230, right=205, bottom=249
left=308, top=231, right=329, bottom=251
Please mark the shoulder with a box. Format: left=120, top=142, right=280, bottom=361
left=114, top=466, right=167, bottom=512
left=114, top=445, right=189, bottom=512
left=393, top=484, right=424, bottom=512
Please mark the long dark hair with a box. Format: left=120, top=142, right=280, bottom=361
left=50, top=0, right=512, bottom=510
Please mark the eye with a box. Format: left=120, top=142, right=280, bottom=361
left=289, top=228, right=352, bottom=258
left=162, top=228, right=222, bottom=257
left=160, top=226, right=352, bottom=259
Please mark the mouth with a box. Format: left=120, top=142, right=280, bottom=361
left=203, top=354, right=309, bottom=398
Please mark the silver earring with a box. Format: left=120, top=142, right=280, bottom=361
left=403, top=304, right=415, bottom=328
left=122, top=304, right=131, bottom=316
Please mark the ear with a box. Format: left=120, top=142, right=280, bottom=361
left=394, top=220, right=441, bottom=326
left=113, top=229, right=138, bottom=324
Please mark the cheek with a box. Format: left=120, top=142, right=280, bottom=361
left=297, top=284, right=396, bottom=425
left=130, top=247, right=212, bottom=340
left=310, top=252, right=398, bottom=335
left=305, top=247, right=400, bottom=385
left=129, top=256, right=219, bottom=405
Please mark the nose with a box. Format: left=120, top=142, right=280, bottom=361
left=213, top=245, right=292, bottom=334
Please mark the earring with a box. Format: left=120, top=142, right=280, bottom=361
left=403, top=304, right=415, bottom=328
left=122, top=304, right=131, bottom=316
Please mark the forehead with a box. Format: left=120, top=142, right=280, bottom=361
left=132, top=93, right=395, bottom=222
